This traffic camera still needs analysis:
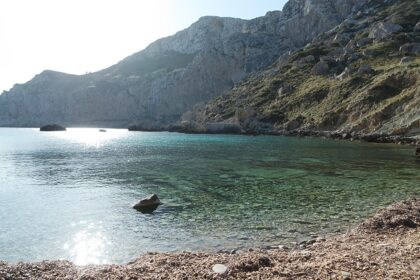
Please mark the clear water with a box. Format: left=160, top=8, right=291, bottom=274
left=0, top=128, right=419, bottom=265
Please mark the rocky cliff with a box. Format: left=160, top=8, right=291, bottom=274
left=183, top=0, right=420, bottom=143
left=0, top=0, right=369, bottom=128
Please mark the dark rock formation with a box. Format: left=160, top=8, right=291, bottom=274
left=168, top=121, right=243, bottom=134
left=128, top=122, right=164, bottom=132
left=416, top=146, right=420, bottom=157
left=133, top=194, right=162, bottom=214
left=40, top=124, right=66, bottom=131
left=205, top=123, right=243, bottom=134
left=168, top=121, right=206, bottom=134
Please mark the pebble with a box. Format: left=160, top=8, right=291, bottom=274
left=212, top=264, right=228, bottom=275
left=342, top=271, right=351, bottom=279
left=307, top=239, right=316, bottom=245
left=316, top=237, right=326, bottom=243
left=278, top=245, right=289, bottom=250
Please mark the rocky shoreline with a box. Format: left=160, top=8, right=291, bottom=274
left=129, top=123, right=420, bottom=147
left=1, top=198, right=419, bottom=279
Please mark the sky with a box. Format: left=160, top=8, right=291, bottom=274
left=0, top=0, right=288, bottom=93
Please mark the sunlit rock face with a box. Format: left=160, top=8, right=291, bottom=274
left=0, top=0, right=366, bottom=127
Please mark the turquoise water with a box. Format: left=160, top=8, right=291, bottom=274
left=0, top=128, right=419, bottom=265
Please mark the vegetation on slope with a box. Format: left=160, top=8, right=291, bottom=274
left=185, top=0, right=420, bottom=141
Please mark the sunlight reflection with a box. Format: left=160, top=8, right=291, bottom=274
left=64, top=224, right=110, bottom=265
left=52, top=128, right=128, bottom=147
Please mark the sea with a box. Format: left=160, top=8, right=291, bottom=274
left=0, top=128, right=418, bottom=265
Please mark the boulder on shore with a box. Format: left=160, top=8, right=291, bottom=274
left=40, top=124, right=67, bottom=131
left=133, top=194, right=162, bottom=213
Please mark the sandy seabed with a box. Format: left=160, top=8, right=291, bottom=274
left=1, top=199, right=419, bottom=280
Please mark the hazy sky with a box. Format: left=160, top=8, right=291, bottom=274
left=0, top=0, right=288, bottom=93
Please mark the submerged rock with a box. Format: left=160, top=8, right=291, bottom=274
left=133, top=194, right=162, bottom=213
left=40, top=124, right=66, bottom=131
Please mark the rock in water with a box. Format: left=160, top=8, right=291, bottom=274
left=133, top=194, right=162, bottom=213
left=416, top=146, right=420, bottom=157
left=212, top=264, right=228, bottom=274
left=99, top=129, right=107, bottom=132
left=40, top=124, right=66, bottom=131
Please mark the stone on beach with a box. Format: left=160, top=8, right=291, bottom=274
left=212, top=264, right=228, bottom=274
left=133, top=194, right=162, bottom=213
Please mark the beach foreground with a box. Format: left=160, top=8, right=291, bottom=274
left=1, top=199, right=419, bottom=280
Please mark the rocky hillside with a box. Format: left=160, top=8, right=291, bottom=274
left=0, top=0, right=369, bottom=128
left=182, top=0, right=420, bottom=142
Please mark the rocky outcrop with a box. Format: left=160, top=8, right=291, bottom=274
left=168, top=121, right=243, bottom=134
left=368, top=22, right=402, bottom=40
left=128, top=121, right=165, bottom=132
left=0, top=0, right=369, bottom=128
left=189, top=0, right=420, bottom=142
left=168, top=121, right=207, bottom=134
left=40, top=124, right=66, bottom=131
left=133, top=194, right=162, bottom=214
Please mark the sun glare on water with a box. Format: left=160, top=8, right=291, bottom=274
left=51, top=128, right=128, bottom=147
left=63, top=221, right=110, bottom=265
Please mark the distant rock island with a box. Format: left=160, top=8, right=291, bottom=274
left=40, top=124, right=67, bottom=131
left=0, top=0, right=419, bottom=143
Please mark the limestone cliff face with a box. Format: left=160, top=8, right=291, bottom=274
left=0, top=0, right=366, bottom=127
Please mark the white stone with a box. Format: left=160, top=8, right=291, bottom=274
left=212, top=264, right=228, bottom=274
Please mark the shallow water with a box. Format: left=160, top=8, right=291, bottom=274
left=0, top=128, right=419, bottom=264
